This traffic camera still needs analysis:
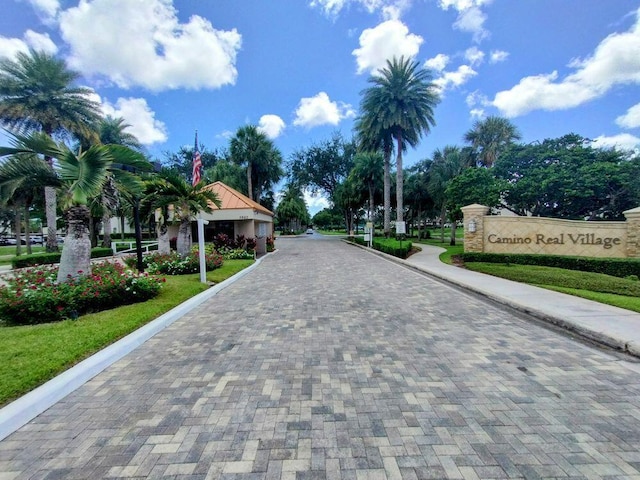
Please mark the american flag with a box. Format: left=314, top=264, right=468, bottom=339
left=192, top=131, right=202, bottom=186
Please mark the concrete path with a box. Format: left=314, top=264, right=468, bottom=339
left=400, top=244, right=640, bottom=357
left=2, top=236, right=640, bottom=479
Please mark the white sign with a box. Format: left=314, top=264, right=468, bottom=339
left=395, top=221, right=406, bottom=235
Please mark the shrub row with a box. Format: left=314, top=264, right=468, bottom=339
left=348, top=236, right=412, bottom=259
left=12, top=247, right=113, bottom=269
left=373, top=239, right=413, bottom=259
left=0, top=262, right=163, bottom=325
left=123, top=249, right=224, bottom=275
left=460, top=252, right=640, bottom=279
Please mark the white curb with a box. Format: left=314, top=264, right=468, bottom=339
left=0, top=255, right=267, bottom=441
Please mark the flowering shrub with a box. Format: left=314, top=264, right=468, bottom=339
left=0, top=262, right=164, bottom=325
left=217, top=247, right=255, bottom=260
left=266, top=236, right=275, bottom=252
left=213, top=233, right=231, bottom=250
left=124, top=250, right=223, bottom=275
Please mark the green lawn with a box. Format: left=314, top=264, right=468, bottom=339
left=415, top=238, right=464, bottom=264
left=464, top=262, right=640, bottom=313
left=0, top=259, right=254, bottom=406
left=415, top=241, right=640, bottom=313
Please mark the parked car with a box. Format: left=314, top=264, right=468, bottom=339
left=306, top=228, right=314, bottom=234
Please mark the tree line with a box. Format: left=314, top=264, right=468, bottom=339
left=2, top=49, right=638, bottom=282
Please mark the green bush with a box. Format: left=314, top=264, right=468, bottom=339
left=0, top=262, right=163, bottom=325
left=12, top=247, right=113, bottom=269
left=372, top=238, right=412, bottom=259
left=460, top=252, right=640, bottom=278
left=123, top=250, right=223, bottom=275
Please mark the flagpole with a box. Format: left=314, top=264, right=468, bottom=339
left=193, top=130, right=207, bottom=284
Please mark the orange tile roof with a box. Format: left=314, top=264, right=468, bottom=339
left=204, top=181, right=274, bottom=216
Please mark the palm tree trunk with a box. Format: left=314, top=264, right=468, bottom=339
left=120, top=215, right=125, bottom=240
left=247, top=163, right=253, bottom=201
left=440, top=204, right=446, bottom=243
left=157, top=219, right=170, bottom=254
left=14, top=205, right=22, bottom=257
left=44, top=185, right=58, bottom=252
left=450, top=220, right=457, bottom=246
left=102, top=210, right=112, bottom=248
left=395, top=135, right=403, bottom=223
left=383, top=151, right=391, bottom=237
left=24, top=203, right=32, bottom=255
left=176, top=217, right=192, bottom=257
left=368, top=182, right=374, bottom=224
left=57, top=205, right=92, bottom=283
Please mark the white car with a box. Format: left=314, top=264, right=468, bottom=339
left=306, top=228, right=314, bottom=234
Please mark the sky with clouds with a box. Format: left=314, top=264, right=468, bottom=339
left=1, top=0, right=640, bottom=213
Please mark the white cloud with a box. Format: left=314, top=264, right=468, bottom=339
left=493, top=8, right=640, bottom=117
left=25, top=0, right=60, bottom=20
left=434, top=64, right=477, bottom=92
left=304, top=189, right=330, bottom=213
left=58, top=0, right=241, bottom=91
left=489, top=49, right=509, bottom=63
left=353, top=19, right=423, bottom=74
left=466, top=90, right=489, bottom=107
left=464, top=46, right=484, bottom=66
left=101, top=97, right=168, bottom=145
left=293, top=92, right=355, bottom=128
left=469, top=108, right=485, bottom=119
left=593, top=133, right=640, bottom=152
left=454, top=6, right=489, bottom=42
left=616, top=103, right=640, bottom=129
left=258, top=115, right=286, bottom=139
left=438, top=0, right=492, bottom=42
left=0, top=30, right=57, bottom=59
left=438, top=0, right=492, bottom=9
left=309, top=0, right=412, bottom=19
left=424, top=53, right=449, bottom=72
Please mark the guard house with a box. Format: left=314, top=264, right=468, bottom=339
left=199, top=181, right=274, bottom=254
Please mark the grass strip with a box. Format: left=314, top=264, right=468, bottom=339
left=0, top=259, right=254, bottom=407
left=465, top=262, right=640, bottom=310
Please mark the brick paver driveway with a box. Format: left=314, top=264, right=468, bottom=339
left=2, top=237, right=640, bottom=479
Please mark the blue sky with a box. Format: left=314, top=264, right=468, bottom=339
left=2, top=0, right=640, bottom=213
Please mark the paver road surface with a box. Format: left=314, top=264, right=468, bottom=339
left=2, top=237, right=640, bottom=479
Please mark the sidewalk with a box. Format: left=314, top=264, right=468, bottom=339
left=387, top=243, right=640, bottom=357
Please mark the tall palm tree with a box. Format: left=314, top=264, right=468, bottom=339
left=355, top=114, right=394, bottom=236
left=0, top=50, right=102, bottom=252
left=358, top=56, right=440, bottom=228
left=96, top=116, right=143, bottom=249
left=350, top=151, right=383, bottom=224
left=229, top=125, right=282, bottom=202
left=141, top=172, right=221, bottom=257
left=0, top=132, right=149, bottom=282
left=427, top=146, right=469, bottom=244
left=464, top=116, right=521, bottom=167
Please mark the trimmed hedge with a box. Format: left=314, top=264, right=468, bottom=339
left=348, top=236, right=413, bottom=259
left=373, top=239, right=412, bottom=259
left=12, top=247, right=113, bottom=269
left=460, top=252, right=640, bottom=279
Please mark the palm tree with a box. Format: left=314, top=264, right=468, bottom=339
left=0, top=50, right=102, bottom=252
left=96, top=116, right=143, bottom=249
left=141, top=172, right=221, bottom=257
left=0, top=132, right=149, bottom=282
left=358, top=56, right=440, bottom=228
left=276, top=184, right=309, bottom=233
left=350, top=151, right=383, bottom=224
left=354, top=114, right=394, bottom=236
left=427, top=146, right=469, bottom=244
left=464, top=116, right=521, bottom=167
left=229, top=125, right=283, bottom=202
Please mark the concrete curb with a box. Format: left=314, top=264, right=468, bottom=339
left=345, top=240, right=640, bottom=358
left=0, top=255, right=267, bottom=442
